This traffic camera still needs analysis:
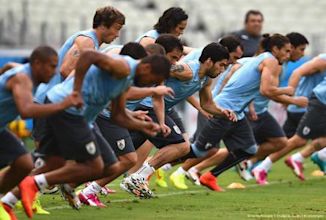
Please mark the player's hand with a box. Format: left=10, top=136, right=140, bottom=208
left=248, top=110, right=258, bottom=121
left=222, top=109, right=237, bottom=122
left=132, top=110, right=152, bottom=122
left=294, top=96, right=308, bottom=108
left=152, top=86, right=174, bottom=98
left=200, top=109, right=213, bottom=119
left=159, top=123, right=171, bottom=137
left=63, top=91, right=83, bottom=109
left=141, top=122, right=161, bottom=137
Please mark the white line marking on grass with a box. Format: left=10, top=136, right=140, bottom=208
left=23, top=176, right=325, bottom=212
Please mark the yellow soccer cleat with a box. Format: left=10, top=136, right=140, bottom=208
left=0, top=203, right=11, bottom=220
left=155, top=168, right=168, bottom=188
left=32, top=196, right=50, bottom=215
left=170, top=171, right=188, bottom=190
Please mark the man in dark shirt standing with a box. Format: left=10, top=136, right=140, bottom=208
left=231, top=10, right=263, bottom=57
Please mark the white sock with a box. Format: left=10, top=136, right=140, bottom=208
left=259, top=157, right=273, bottom=172
left=161, top=163, right=172, bottom=171
left=34, top=174, right=49, bottom=191
left=1, top=192, right=18, bottom=208
left=292, top=152, right=304, bottom=163
left=174, top=167, right=186, bottom=175
left=188, top=167, right=198, bottom=174
left=317, top=148, right=326, bottom=161
left=136, top=162, right=155, bottom=180
left=246, top=160, right=253, bottom=170
left=82, top=181, right=102, bottom=196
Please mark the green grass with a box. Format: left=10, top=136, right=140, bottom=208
left=15, top=156, right=325, bottom=220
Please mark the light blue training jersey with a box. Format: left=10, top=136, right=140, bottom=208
left=214, top=52, right=274, bottom=120
left=34, top=30, right=100, bottom=104
left=140, top=59, right=209, bottom=111
left=47, top=55, right=138, bottom=124
left=135, top=29, right=160, bottom=43
left=0, top=64, right=34, bottom=131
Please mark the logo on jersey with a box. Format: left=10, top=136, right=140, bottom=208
left=173, top=125, right=181, bottom=135
left=86, top=142, right=96, bottom=155
left=117, top=139, right=126, bottom=150
left=205, top=142, right=212, bottom=149
left=302, top=126, right=311, bottom=136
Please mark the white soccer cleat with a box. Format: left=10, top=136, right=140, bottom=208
left=236, top=161, right=253, bottom=181
left=186, top=170, right=201, bottom=186
left=121, top=174, right=154, bottom=199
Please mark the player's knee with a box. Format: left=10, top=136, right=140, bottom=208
left=15, top=153, right=34, bottom=175
left=120, top=153, right=138, bottom=169
left=179, top=142, right=190, bottom=155
left=89, top=157, right=105, bottom=178
left=274, top=137, right=288, bottom=151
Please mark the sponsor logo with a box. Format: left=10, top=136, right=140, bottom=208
left=302, top=126, right=310, bottom=136
left=117, top=139, right=126, bottom=150
left=86, top=141, right=96, bottom=155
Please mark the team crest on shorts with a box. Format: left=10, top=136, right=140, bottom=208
left=86, top=141, right=96, bottom=155
left=173, top=125, right=181, bottom=135
left=117, top=139, right=126, bottom=150
left=205, top=142, right=212, bottom=149
left=302, top=126, right=311, bottom=136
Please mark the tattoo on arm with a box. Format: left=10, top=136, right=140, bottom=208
left=72, top=50, right=80, bottom=57
left=170, top=64, right=185, bottom=72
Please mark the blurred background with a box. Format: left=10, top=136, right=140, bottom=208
left=1, top=0, right=324, bottom=134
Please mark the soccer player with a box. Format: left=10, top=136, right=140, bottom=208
left=15, top=50, right=171, bottom=218
left=0, top=46, right=81, bottom=217
left=169, top=36, right=244, bottom=189
left=255, top=54, right=326, bottom=181
left=122, top=42, right=233, bottom=198
left=78, top=42, right=174, bottom=207
left=192, top=34, right=301, bottom=191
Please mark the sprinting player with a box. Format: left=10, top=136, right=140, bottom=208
left=0, top=46, right=81, bottom=217
left=236, top=32, right=310, bottom=183
left=252, top=53, right=326, bottom=182
left=191, top=34, right=301, bottom=191
left=169, top=36, right=244, bottom=189
left=14, top=51, right=170, bottom=218
left=122, top=42, right=233, bottom=198
left=258, top=54, right=326, bottom=180
left=78, top=42, right=174, bottom=207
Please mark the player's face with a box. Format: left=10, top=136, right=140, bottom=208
left=166, top=49, right=183, bottom=65
left=102, top=23, right=123, bottom=44
left=37, top=56, right=58, bottom=83
left=134, top=64, right=165, bottom=87
left=290, top=44, right=306, bottom=62
left=274, top=43, right=291, bottom=64
left=245, top=14, right=263, bottom=37
left=229, top=46, right=243, bottom=64
left=207, top=59, right=228, bottom=78
left=170, top=20, right=187, bottom=37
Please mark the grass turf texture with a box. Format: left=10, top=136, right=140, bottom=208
left=15, top=157, right=325, bottom=220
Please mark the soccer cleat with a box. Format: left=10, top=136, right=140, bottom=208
left=311, top=152, right=326, bottom=173
left=2, top=203, right=16, bottom=220
left=100, top=186, right=116, bottom=195
left=32, top=195, right=50, bottom=215
left=199, top=172, right=224, bottom=192
left=155, top=168, right=168, bottom=188
left=251, top=168, right=268, bottom=185
left=42, top=185, right=59, bottom=194
left=186, top=170, right=201, bottom=186
left=236, top=161, right=253, bottom=181
left=121, top=174, right=154, bottom=199
left=78, top=192, right=106, bottom=208
left=19, top=176, right=39, bottom=218
left=59, top=184, right=81, bottom=210
left=285, top=157, right=305, bottom=181
left=169, top=172, right=188, bottom=189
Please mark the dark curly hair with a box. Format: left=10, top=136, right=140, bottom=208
left=153, top=7, right=188, bottom=34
